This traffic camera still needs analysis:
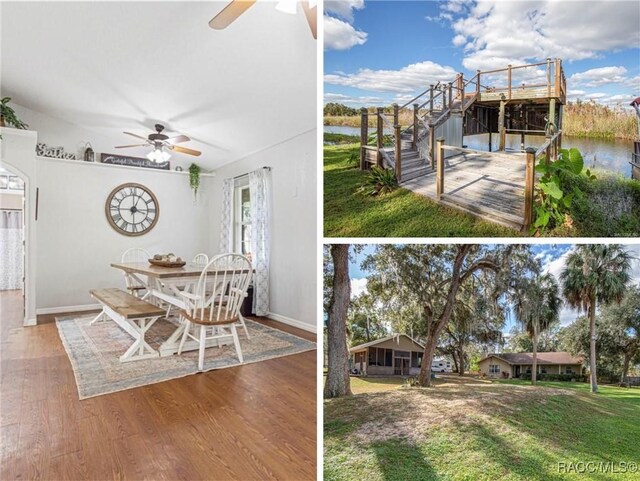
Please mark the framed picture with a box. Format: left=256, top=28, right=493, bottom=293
left=0, top=175, right=8, bottom=189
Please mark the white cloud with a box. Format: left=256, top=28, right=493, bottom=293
left=324, top=61, right=458, bottom=94
left=324, top=92, right=385, bottom=105
left=447, top=0, right=640, bottom=72
left=324, top=15, right=368, bottom=51
left=570, top=66, right=628, bottom=87
left=585, top=92, right=608, bottom=99
left=351, top=278, right=368, bottom=299
left=452, top=34, right=467, bottom=47
left=324, top=0, right=364, bottom=22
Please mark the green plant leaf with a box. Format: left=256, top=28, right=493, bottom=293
left=539, top=181, right=563, bottom=199
left=534, top=210, right=550, bottom=227
left=562, top=192, right=574, bottom=208
left=567, top=148, right=584, bottom=174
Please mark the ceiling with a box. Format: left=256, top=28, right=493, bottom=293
left=0, top=1, right=317, bottom=170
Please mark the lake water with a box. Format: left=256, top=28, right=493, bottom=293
left=324, top=125, right=635, bottom=176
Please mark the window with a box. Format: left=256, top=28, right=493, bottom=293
left=565, top=367, right=573, bottom=374
left=489, top=364, right=500, bottom=374
left=367, top=348, right=393, bottom=367
left=234, top=183, right=251, bottom=255
left=411, top=352, right=422, bottom=368
left=395, top=350, right=410, bottom=358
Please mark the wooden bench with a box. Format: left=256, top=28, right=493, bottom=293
left=90, top=288, right=165, bottom=362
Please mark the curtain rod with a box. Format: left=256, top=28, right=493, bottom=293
left=233, top=166, right=271, bottom=181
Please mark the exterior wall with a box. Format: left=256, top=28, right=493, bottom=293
left=512, top=363, right=583, bottom=377
left=368, top=336, right=422, bottom=352
left=479, top=356, right=512, bottom=378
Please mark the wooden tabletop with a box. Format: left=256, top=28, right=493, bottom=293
left=110, top=262, right=252, bottom=279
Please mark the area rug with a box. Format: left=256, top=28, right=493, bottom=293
left=55, top=315, right=316, bottom=399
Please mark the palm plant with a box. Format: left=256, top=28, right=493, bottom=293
left=560, top=245, right=632, bottom=393
left=513, top=273, right=561, bottom=385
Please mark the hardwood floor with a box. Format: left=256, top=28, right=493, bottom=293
left=0, top=290, right=317, bottom=480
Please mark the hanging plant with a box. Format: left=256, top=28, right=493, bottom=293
left=189, top=163, right=201, bottom=195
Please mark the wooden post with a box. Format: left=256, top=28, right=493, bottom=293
left=554, top=58, right=561, bottom=97
left=436, top=137, right=445, bottom=200
left=412, top=103, right=419, bottom=149
left=392, top=103, right=399, bottom=127
left=524, top=147, right=536, bottom=230
left=498, top=99, right=506, bottom=151
left=448, top=83, right=453, bottom=108
left=394, top=124, right=402, bottom=181
left=376, top=107, right=383, bottom=168
left=442, top=85, right=447, bottom=110
left=549, top=97, right=556, bottom=140
left=520, top=132, right=525, bottom=152
left=507, top=64, right=512, bottom=100
left=429, top=85, right=434, bottom=115
left=360, top=108, right=368, bottom=170
left=546, top=58, right=551, bottom=98
left=476, top=70, right=481, bottom=95
left=488, top=131, right=492, bottom=152
left=429, top=129, right=436, bottom=168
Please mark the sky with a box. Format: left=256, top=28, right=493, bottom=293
left=324, top=0, right=640, bottom=108
left=347, top=244, right=640, bottom=335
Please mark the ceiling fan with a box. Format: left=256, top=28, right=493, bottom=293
left=209, top=0, right=317, bottom=39
left=116, top=124, right=201, bottom=162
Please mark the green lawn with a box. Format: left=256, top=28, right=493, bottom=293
left=323, top=143, right=519, bottom=237
left=325, top=376, right=640, bottom=481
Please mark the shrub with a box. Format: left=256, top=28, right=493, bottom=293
left=358, top=167, right=398, bottom=196
left=519, top=372, right=587, bottom=382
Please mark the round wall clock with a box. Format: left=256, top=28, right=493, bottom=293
left=105, top=183, right=159, bottom=236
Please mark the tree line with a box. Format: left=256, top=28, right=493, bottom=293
left=324, top=244, right=638, bottom=398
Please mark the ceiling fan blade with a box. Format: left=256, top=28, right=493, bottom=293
left=165, top=135, right=190, bottom=144
left=170, top=145, right=202, bottom=157
left=115, top=144, right=149, bottom=148
left=301, top=0, right=317, bottom=39
left=209, top=0, right=256, bottom=30
left=123, top=131, right=150, bottom=141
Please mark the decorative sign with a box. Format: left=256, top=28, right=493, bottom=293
left=36, top=143, right=77, bottom=160
left=100, top=153, right=170, bottom=170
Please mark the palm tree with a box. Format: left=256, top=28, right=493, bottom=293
left=513, top=273, right=561, bottom=385
left=560, top=245, right=632, bottom=393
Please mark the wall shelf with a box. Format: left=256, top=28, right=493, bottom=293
left=35, top=155, right=216, bottom=177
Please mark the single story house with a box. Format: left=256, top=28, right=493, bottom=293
left=349, top=334, right=427, bottom=376
left=479, top=352, right=584, bottom=379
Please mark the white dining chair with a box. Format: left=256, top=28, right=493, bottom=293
left=177, top=254, right=252, bottom=371
left=121, top=248, right=151, bottom=298
left=192, top=253, right=209, bottom=267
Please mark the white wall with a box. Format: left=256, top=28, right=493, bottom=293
left=210, top=130, right=317, bottom=331
left=34, top=158, right=214, bottom=309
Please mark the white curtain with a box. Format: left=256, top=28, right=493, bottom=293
left=0, top=211, right=23, bottom=290
left=249, top=168, right=271, bottom=316
left=218, top=178, right=234, bottom=254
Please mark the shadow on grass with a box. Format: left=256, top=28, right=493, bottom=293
left=370, top=439, right=440, bottom=481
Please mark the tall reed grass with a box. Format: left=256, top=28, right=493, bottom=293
left=562, top=101, right=637, bottom=140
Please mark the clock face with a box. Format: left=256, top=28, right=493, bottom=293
left=105, top=183, right=159, bottom=236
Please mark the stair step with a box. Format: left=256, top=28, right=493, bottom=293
left=439, top=195, right=523, bottom=231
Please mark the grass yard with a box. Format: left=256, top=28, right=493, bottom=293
left=323, top=143, right=519, bottom=237
left=325, top=375, right=640, bottom=481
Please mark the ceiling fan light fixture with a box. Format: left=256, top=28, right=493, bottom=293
left=147, top=147, right=170, bottom=163
left=275, top=0, right=297, bottom=15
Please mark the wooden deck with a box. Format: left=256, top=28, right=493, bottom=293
left=401, top=150, right=526, bottom=230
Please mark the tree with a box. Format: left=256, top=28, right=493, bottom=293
left=348, top=293, right=388, bottom=346
left=560, top=245, right=632, bottom=393
left=512, top=273, right=561, bottom=385
left=364, top=245, right=536, bottom=386
left=599, top=285, right=640, bottom=383
left=324, top=244, right=352, bottom=399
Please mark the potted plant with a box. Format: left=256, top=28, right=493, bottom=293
left=189, top=163, right=201, bottom=197
left=0, top=97, right=28, bottom=130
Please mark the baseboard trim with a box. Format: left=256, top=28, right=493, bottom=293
left=24, top=317, right=37, bottom=327
left=266, top=312, right=316, bottom=333
left=36, top=303, right=101, bottom=316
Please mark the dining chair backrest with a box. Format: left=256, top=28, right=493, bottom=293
left=121, top=248, right=151, bottom=263
left=192, top=253, right=209, bottom=267
left=189, top=254, right=252, bottom=323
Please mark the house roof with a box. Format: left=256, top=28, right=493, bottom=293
left=480, top=352, right=583, bottom=365
left=349, top=334, right=424, bottom=353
